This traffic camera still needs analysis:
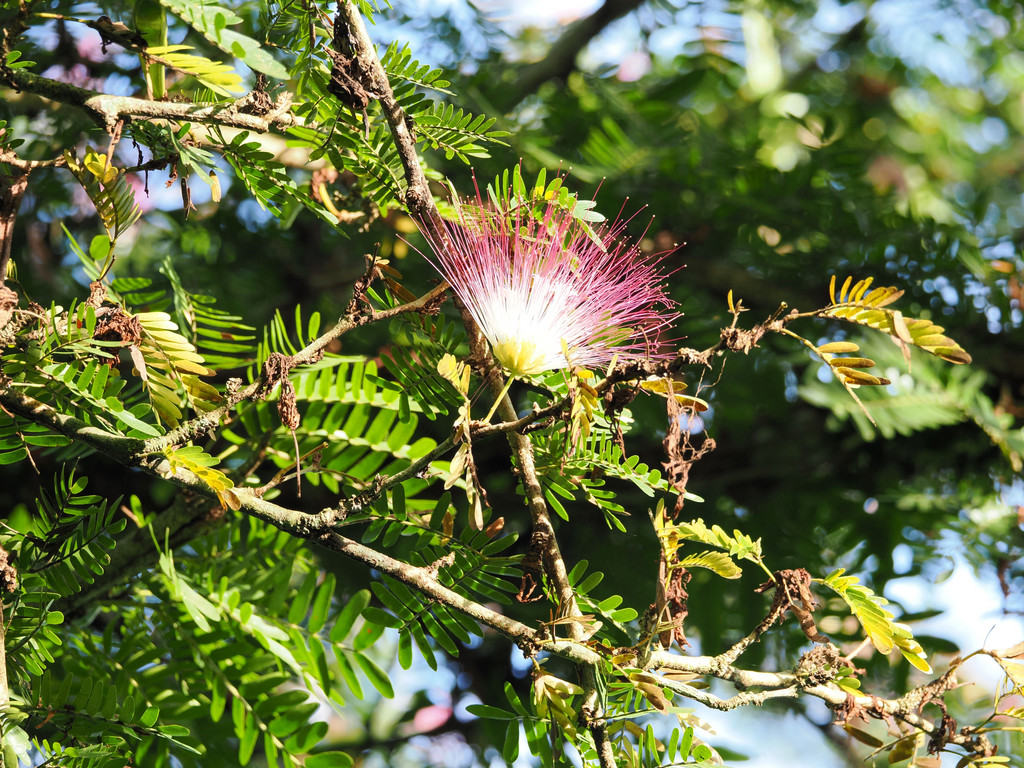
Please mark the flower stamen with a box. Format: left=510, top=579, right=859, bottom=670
left=419, top=185, right=680, bottom=384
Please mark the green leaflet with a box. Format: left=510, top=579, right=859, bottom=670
left=417, top=103, right=508, bottom=162
left=675, top=550, right=743, bottom=579
left=64, top=149, right=142, bottom=245
left=217, top=129, right=340, bottom=226
left=163, top=445, right=241, bottom=510
left=157, top=0, right=289, bottom=79
left=16, top=469, right=126, bottom=598
left=820, top=569, right=931, bottom=672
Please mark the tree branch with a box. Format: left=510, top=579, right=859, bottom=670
left=460, top=304, right=618, bottom=761
left=3, top=375, right=994, bottom=758
left=0, top=69, right=298, bottom=135
left=335, top=0, right=434, bottom=218
left=492, top=0, right=648, bottom=113
left=244, top=490, right=1000, bottom=757
left=142, top=464, right=1009, bottom=758
left=330, top=10, right=639, bottom=758
left=139, top=281, right=449, bottom=454
left=0, top=151, right=65, bottom=171
left=0, top=386, right=144, bottom=463
left=326, top=11, right=617, bottom=759
left=5, top=361, right=564, bottom=619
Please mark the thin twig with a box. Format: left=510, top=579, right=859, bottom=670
left=0, top=151, right=66, bottom=171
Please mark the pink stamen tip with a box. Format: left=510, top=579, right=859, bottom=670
left=418, top=188, right=680, bottom=377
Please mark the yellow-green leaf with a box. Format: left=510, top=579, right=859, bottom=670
left=145, top=44, right=243, bottom=96
left=825, top=356, right=875, bottom=369
left=82, top=150, right=118, bottom=184
left=824, top=276, right=971, bottom=364
left=640, top=377, right=709, bottom=411
left=843, top=725, right=883, bottom=747
left=676, top=550, right=743, bottom=579
left=817, top=341, right=860, bottom=354
left=437, top=353, right=470, bottom=396
left=820, top=569, right=929, bottom=664
left=892, top=310, right=912, bottom=342
left=888, top=733, right=919, bottom=763
left=835, top=367, right=889, bottom=386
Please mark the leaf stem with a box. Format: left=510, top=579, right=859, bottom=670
left=482, top=373, right=515, bottom=422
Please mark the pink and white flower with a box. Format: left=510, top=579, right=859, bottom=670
left=419, top=191, right=679, bottom=377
